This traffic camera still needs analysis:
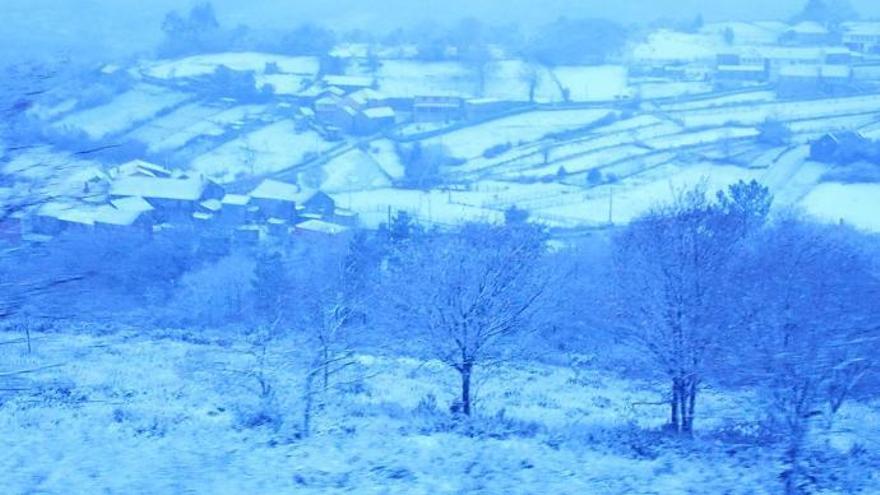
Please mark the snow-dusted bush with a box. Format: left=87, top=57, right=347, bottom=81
left=164, top=254, right=255, bottom=328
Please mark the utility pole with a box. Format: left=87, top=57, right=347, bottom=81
left=608, top=183, right=614, bottom=225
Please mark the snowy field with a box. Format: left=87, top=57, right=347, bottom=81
left=53, top=85, right=191, bottom=141
left=800, top=182, right=880, bottom=232
left=673, top=94, right=880, bottom=128
left=140, top=53, right=320, bottom=80
left=2, top=327, right=877, bottom=494
left=425, top=109, right=615, bottom=160
left=189, top=120, right=335, bottom=182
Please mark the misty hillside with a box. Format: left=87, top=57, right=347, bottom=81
left=1, top=1, right=879, bottom=494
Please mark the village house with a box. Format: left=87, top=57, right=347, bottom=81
left=111, top=159, right=174, bottom=179
left=32, top=203, right=95, bottom=236
left=345, top=88, right=388, bottom=110
left=109, top=176, right=224, bottom=222
left=314, top=95, right=357, bottom=132
left=354, top=106, right=396, bottom=135
left=219, top=194, right=251, bottom=225
left=93, top=205, right=153, bottom=238
left=777, top=64, right=853, bottom=98
left=779, top=21, right=831, bottom=46
left=293, top=189, right=336, bottom=217
left=842, top=22, right=880, bottom=53
left=714, top=64, right=769, bottom=87
left=249, top=179, right=300, bottom=221
left=717, top=46, right=855, bottom=82
left=809, top=131, right=871, bottom=163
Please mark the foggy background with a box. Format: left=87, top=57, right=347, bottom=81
left=3, top=0, right=879, bottom=62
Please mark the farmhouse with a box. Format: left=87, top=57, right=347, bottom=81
left=109, top=176, right=224, bottom=221
left=112, top=159, right=173, bottom=179
left=249, top=179, right=300, bottom=221
left=779, top=21, right=831, bottom=46
left=220, top=194, right=251, bottom=224
left=842, top=22, right=880, bottom=53
left=777, top=65, right=853, bottom=98
left=315, top=95, right=357, bottom=132
left=345, top=88, right=387, bottom=110
left=354, top=106, right=396, bottom=135
left=93, top=205, right=153, bottom=237
left=715, top=64, right=769, bottom=87
left=809, top=131, right=870, bottom=163
left=293, top=189, right=336, bottom=217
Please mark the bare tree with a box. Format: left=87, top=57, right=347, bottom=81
left=379, top=223, right=552, bottom=416
left=286, top=236, right=363, bottom=437
left=725, top=218, right=880, bottom=495
left=612, top=182, right=770, bottom=435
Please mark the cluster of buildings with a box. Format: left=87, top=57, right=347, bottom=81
left=16, top=160, right=354, bottom=247
left=309, top=87, right=397, bottom=138
left=634, top=21, right=880, bottom=99
left=301, top=84, right=516, bottom=137
left=714, top=21, right=880, bottom=97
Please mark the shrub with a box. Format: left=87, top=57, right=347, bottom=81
left=482, top=142, right=512, bottom=159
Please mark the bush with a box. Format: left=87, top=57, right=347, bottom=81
left=757, top=118, right=792, bottom=146
left=163, top=254, right=255, bottom=327
left=482, top=142, right=512, bottom=159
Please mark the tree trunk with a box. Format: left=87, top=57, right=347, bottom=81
left=322, top=345, right=329, bottom=392
left=682, top=379, right=697, bottom=435
left=302, top=369, right=315, bottom=438
left=783, top=424, right=807, bottom=495
left=461, top=363, right=473, bottom=416
left=670, top=377, right=681, bottom=433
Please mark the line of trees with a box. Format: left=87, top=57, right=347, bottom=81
left=3, top=179, right=877, bottom=492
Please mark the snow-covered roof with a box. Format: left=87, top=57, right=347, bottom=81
left=55, top=208, right=96, bottom=226
left=789, top=21, right=829, bottom=35
left=115, top=159, right=172, bottom=179
left=779, top=64, right=852, bottom=78
left=110, top=177, right=206, bottom=201
left=842, top=22, right=880, bottom=37
left=347, top=88, right=385, bottom=106
left=295, top=219, right=349, bottom=235
left=95, top=205, right=147, bottom=226
left=200, top=199, right=222, bottom=212
left=323, top=75, right=372, bottom=88
left=111, top=196, right=154, bottom=213
left=250, top=179, right=300, bottom=201
left=222, top=194, right=251, bottom=206
left=717, top=64, right=766, bottom=72
left=362, top=106, right=395, bottom=119
left=192, top=212, right=213, bottom=221
left=315, top=96, right=339, bottom=107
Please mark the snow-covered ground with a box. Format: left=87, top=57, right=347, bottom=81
left=425, top=109, right=614, bottom=160
left=2, top=328, right=876, bottom=494
left=53, top=85, right=191, bottom=141
left=139, top=53, right=320, bottom=80
left=189, top=120, right=336, bottom=182
left=800, top=182, right=880, bottom=232
left=551, top=65, right=630, bottom=102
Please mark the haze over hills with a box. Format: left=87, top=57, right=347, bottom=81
left=2, top=0, right=879, bottom=62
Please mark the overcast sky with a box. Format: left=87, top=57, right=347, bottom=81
left=2, top=0, right=878, bottom=63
